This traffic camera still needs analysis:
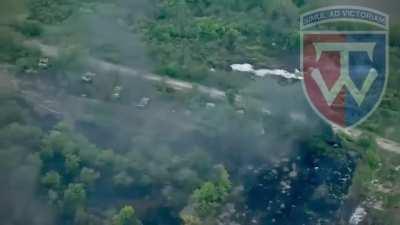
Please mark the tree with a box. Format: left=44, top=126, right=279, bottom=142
left=113, top=171, right=134, bottom=189
left=73, top=207, right=90, bottom=225
left=224, top=27, right=240, bottom=51
left=79, top=167, right=100, bottom=188
left=63, top=183, right=87, bottom=216
left=215, top=165, right=232, bottom=200
left=41, top=170, right=62, bottom=189
left=65, top=153, right=81, bottom=175
left=0, top=123, right=42, bottom=148
left=181, top=214, right=202, bottom=225
left=12, top=20, right=43, bottom=37
left=175, top=167, right=201, bottom=190
left=112, top=206, right=142, bottom=225
left=172, top=0, right=191, bottom=36
left=192, top=181, right=220, bottom=217
left=27, top=0, right=74, bottom=24
left=95, top=149, right=116, bottom=168
left=192, top=165, right=232, bottom=217
left=292, top=0, right=305, bottom=7
left=390, top=24, right=400, bottom=47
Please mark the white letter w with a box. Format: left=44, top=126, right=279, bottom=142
left=311, top=42, right=378, bottom=106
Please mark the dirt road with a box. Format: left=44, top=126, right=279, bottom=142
left=26, top=40, right=226, bottom=100
left=26, top=40, right=400, bottom=155
left=333, top=126, right=400, bottom=155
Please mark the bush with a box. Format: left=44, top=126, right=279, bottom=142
left=0, top=31, right=41, bottom=68
left=390, top=24, right=400, bottom=47
left=112, top=206, right=141, bottom=225
left=192, top=182, right=220, bottom=217
left=15, top=56, right=39, bottom=73
left=292, top=0, right=306, bottom=7
left=0, top=99, right=25, bottom=126
left=28, top=0, right=74, bottom=24
left=192, top=166, right=232, bottom=217
left=0, top=123, right=43, bottom=147
left=12, top=20, right=43, bottom=37
left=63, top=183, right=87, bottom=215
left=41, top=171, right=62, bottom=189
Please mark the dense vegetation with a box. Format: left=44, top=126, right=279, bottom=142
left=338, top=132, right=400, bottom=225
left=0, top=87, right=236, bottom=225
left=139, top=0, right=299, bottom=87
left=27, top=0, right=75, bottom=24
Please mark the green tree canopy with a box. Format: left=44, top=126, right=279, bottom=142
left=191, top=165, right=232, bottom=217
left=112, top=206, right=142, bottom=225
left=63, top=183, right=87, bottom=216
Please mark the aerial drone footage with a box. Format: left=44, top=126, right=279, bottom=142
left=0, top=0, right=399, bottom=225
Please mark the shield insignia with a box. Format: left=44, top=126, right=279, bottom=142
left=300, top=6, right=389, bottom=128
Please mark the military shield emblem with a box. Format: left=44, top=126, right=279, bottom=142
left=300, top=6, right=389, bottom=128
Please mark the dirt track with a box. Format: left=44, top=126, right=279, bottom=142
left=26, top=40, right=226, bottom=100
left=333, top=126, right=400, bottom=155
left=26, top=40, right=400, bottom=155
